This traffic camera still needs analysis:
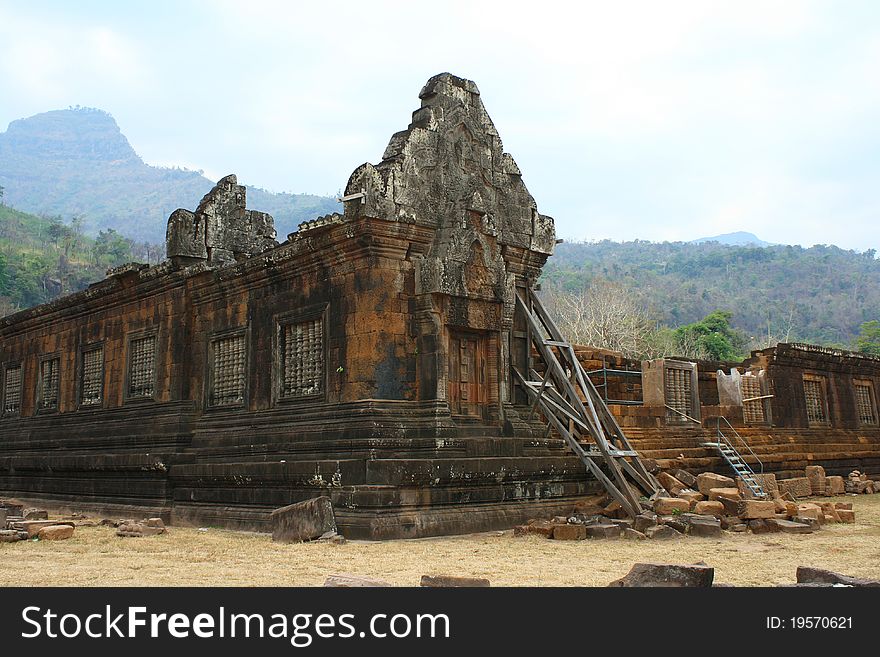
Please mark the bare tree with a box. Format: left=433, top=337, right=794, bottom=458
left=541, top=280, right=659, bottom=358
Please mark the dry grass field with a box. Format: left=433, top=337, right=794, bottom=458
left=2, top=495, right=879, bottom=587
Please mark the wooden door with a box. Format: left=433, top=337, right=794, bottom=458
left=448, top=331, right=487, bottom=417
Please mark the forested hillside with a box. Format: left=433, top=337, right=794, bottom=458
left=541, top=240, right=880, bottom=349
left=0, top=204, right=147, bottom=315
left=0, top=107, right=340, bottom=243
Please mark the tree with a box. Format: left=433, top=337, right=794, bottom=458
left=0, top=184, right=4, bottom=205
left=673, top=310, right=747, bottom=361
left=541, top=279, right=659, bottom=358
left=855, top=320, right=880, bottom=356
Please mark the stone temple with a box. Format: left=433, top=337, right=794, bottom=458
left=2, top=73, right=880, bottom=538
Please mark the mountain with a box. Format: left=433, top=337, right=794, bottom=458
left=690, top=231, right=773, bottom=247
left=0, top=108, right=341, bottom=243
left=542, top=239, right=880, bottom=347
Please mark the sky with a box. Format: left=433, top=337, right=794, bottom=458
left=1, top=0, right=879, bottom=250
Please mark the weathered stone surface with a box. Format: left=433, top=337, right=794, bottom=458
left=633, top=513, right=658, bottom=533
left=737, top=473, right=779, bottom=499
left=834, top=502, right=852, bottom=510
left=708, top=487, right=741, bottom=502
left=572, top=499, right=605, bottom=516
left=737, top=499, right=776, bottom=519
left=525, top=519, right=555, bottom=537
left=659, top=516, right=688, bottom=533
left=271, top=496, right=336, bottom=543
left=116, top=522, right=167, bottom=537
left=696, top=473, right=736, bottom=495
left=657, top=472, right=687, bottom=495
left=686, top=516, right=722, bottom=538
left=818, top=502, right=840, bottom=523
left=778, top=477, right=812, bottom=499
left=767, top=519, right=813, bottom=534
left=324, top=574, right=392, bottom=587
left=646, top=525, right=683, bottom=540
left=653, top=497, right=690, bottom=515
left=622, top=528, right=647, bottom=540
left=584, top=524, right=620, bottom=539
left=608, top=563, right=714, bottom=587
left=420, top=575, right=490, bottom=587
left=22, top=508, right=48, bottom=520
left=37, top=524, right=74, bottom=540
left=672, top=469, right=697, bottom=488
left=693, top=501, right=725, bottom=517
left=0, top=529, right=22, bottom=542
left=805, top=465, right=827, bottom=496
left=837, top=509, right=855, bottom=523
left=795, top=503, right=822, bottom=521
left=19, top=520, right=74, bottom=538
left=796, top=567, right=880, bottom=587
left=0, top=508, right=6, bottom=526
left=747, top=519, right=779, bottom=534
left=825, top=475, right=846, bottom=496
left=167, top=174, right=277, bottom=266
left=675, top=489, right=703, bottom=506
left=552, top=524, right=586, bottom=540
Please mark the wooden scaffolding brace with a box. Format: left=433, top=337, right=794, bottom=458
left=513, top=286, right=664, bottom=518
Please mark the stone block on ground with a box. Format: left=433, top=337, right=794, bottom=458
left=805, top=465, right=827, bottom=496
left=420, top=575, right=490, bottom=587
left=23, top=509, right=48, bottom=520
left=697, top=472, right=736, bottom=495
left=672, top=469, right=697, bottom=488
left=37, top=525, right=74, bottom=541
left=796, top=567, right=880, bottom=587
left=324, top=574, right=392, bottom=587
left=693, top=500, right=725, bottom=517
left=608, top=562, right=714, bottom=587
left=837, top=509, right=855, bottom=523
left=271, top=496, right=336, bottom=543
left=525, top=519, right=554, bottom=537
left=622, top=528, right=647, bottom=540
left=826, top=476, right=845, bottom=496
left=552, top=524, right=586, bottom=540
left=646, top=525, right=683, bottom=540
left=633, top=513, right=658, bottom=533
left=818, top=502, right=840, bottom=523
left=686, top=516, right=722, bottom=538
left=19, top=520, right=74, bottom=538
left=778, top=477, right=812, bottom=499
left=584, top=524, right=620, bottom=539
left=737, top=499, right=776, bottom=519
left=0, top=529, right=22, bottom=543
left=748, top=519, right=779, bottom=534
left=767, top=519, right=813, bottom=534
left=653, top=497, right=690, bottom=515
left=834, top=502, right=852, bottom=510
left=796, top=503, right=822, bottom=521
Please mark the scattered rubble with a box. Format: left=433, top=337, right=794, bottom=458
left=271, top=496, right=336, bottom=543
left=608, top=562, right=714, bottom=587
left=116, top=518, right=168, bottom=538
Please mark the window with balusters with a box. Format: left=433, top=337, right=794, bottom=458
left=741, top=374, right=766, bottom=424
left=210, top=332, right=247, bottom=407
left=3, top=364, right=22, bottom=416
left=80, top=346, right=104, bottom=406
left=279, top=317, right=324, bottom=398
left=664, top=365, right=693, bottom=424
left=853, top=380, right=877, bottom=426
left=38, top=357, right=60, bottom=411
left=128, top=335, right=156, bottom=399
left=803, top=375, right=828, bottom=425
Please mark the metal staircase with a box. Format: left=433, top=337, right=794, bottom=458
left=703, top=416, right=767, bottom=498
left=512, top=286, right=664, bottom=518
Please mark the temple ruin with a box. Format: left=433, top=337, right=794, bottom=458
left=1, top=73, right=880, bottom=539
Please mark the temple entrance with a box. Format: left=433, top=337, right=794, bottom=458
left=448, top=330, right=488, bottom=418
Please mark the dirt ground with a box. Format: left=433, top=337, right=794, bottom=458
left=2, top=494, right=879, bottom=587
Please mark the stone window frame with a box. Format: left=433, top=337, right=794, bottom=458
left=852, top=378, right=878, bottom=427
left=77, top=341, right=106, bottom=410
left=272, top=304, right=328, bottom=406
left=741, top=371, right=771, bottom=426
left=124, top=329, right=159, bottom=404
left=36, top=352, right=62, bottom=414
left=1, top=360, right=23, bottom=419
left=663, top=360, right=700, bottom=425
left=802, top=373, right=830, bottom=427
left=205, top=325, right=250, bottom=410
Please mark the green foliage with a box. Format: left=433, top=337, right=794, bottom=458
left=674, top=310, right=747, bottom=361
left=855, top=320, right=880, bottom=356
left=542, top=240, right=880, bottom=348
left=0, top=204, right=148, bottom=316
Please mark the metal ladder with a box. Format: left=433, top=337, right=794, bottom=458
left=703, top=416, right=767, bottom=498
left=512, top=286, right=664, bottom=518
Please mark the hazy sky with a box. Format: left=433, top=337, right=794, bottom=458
left=1, top=1, right=879, bottom=250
